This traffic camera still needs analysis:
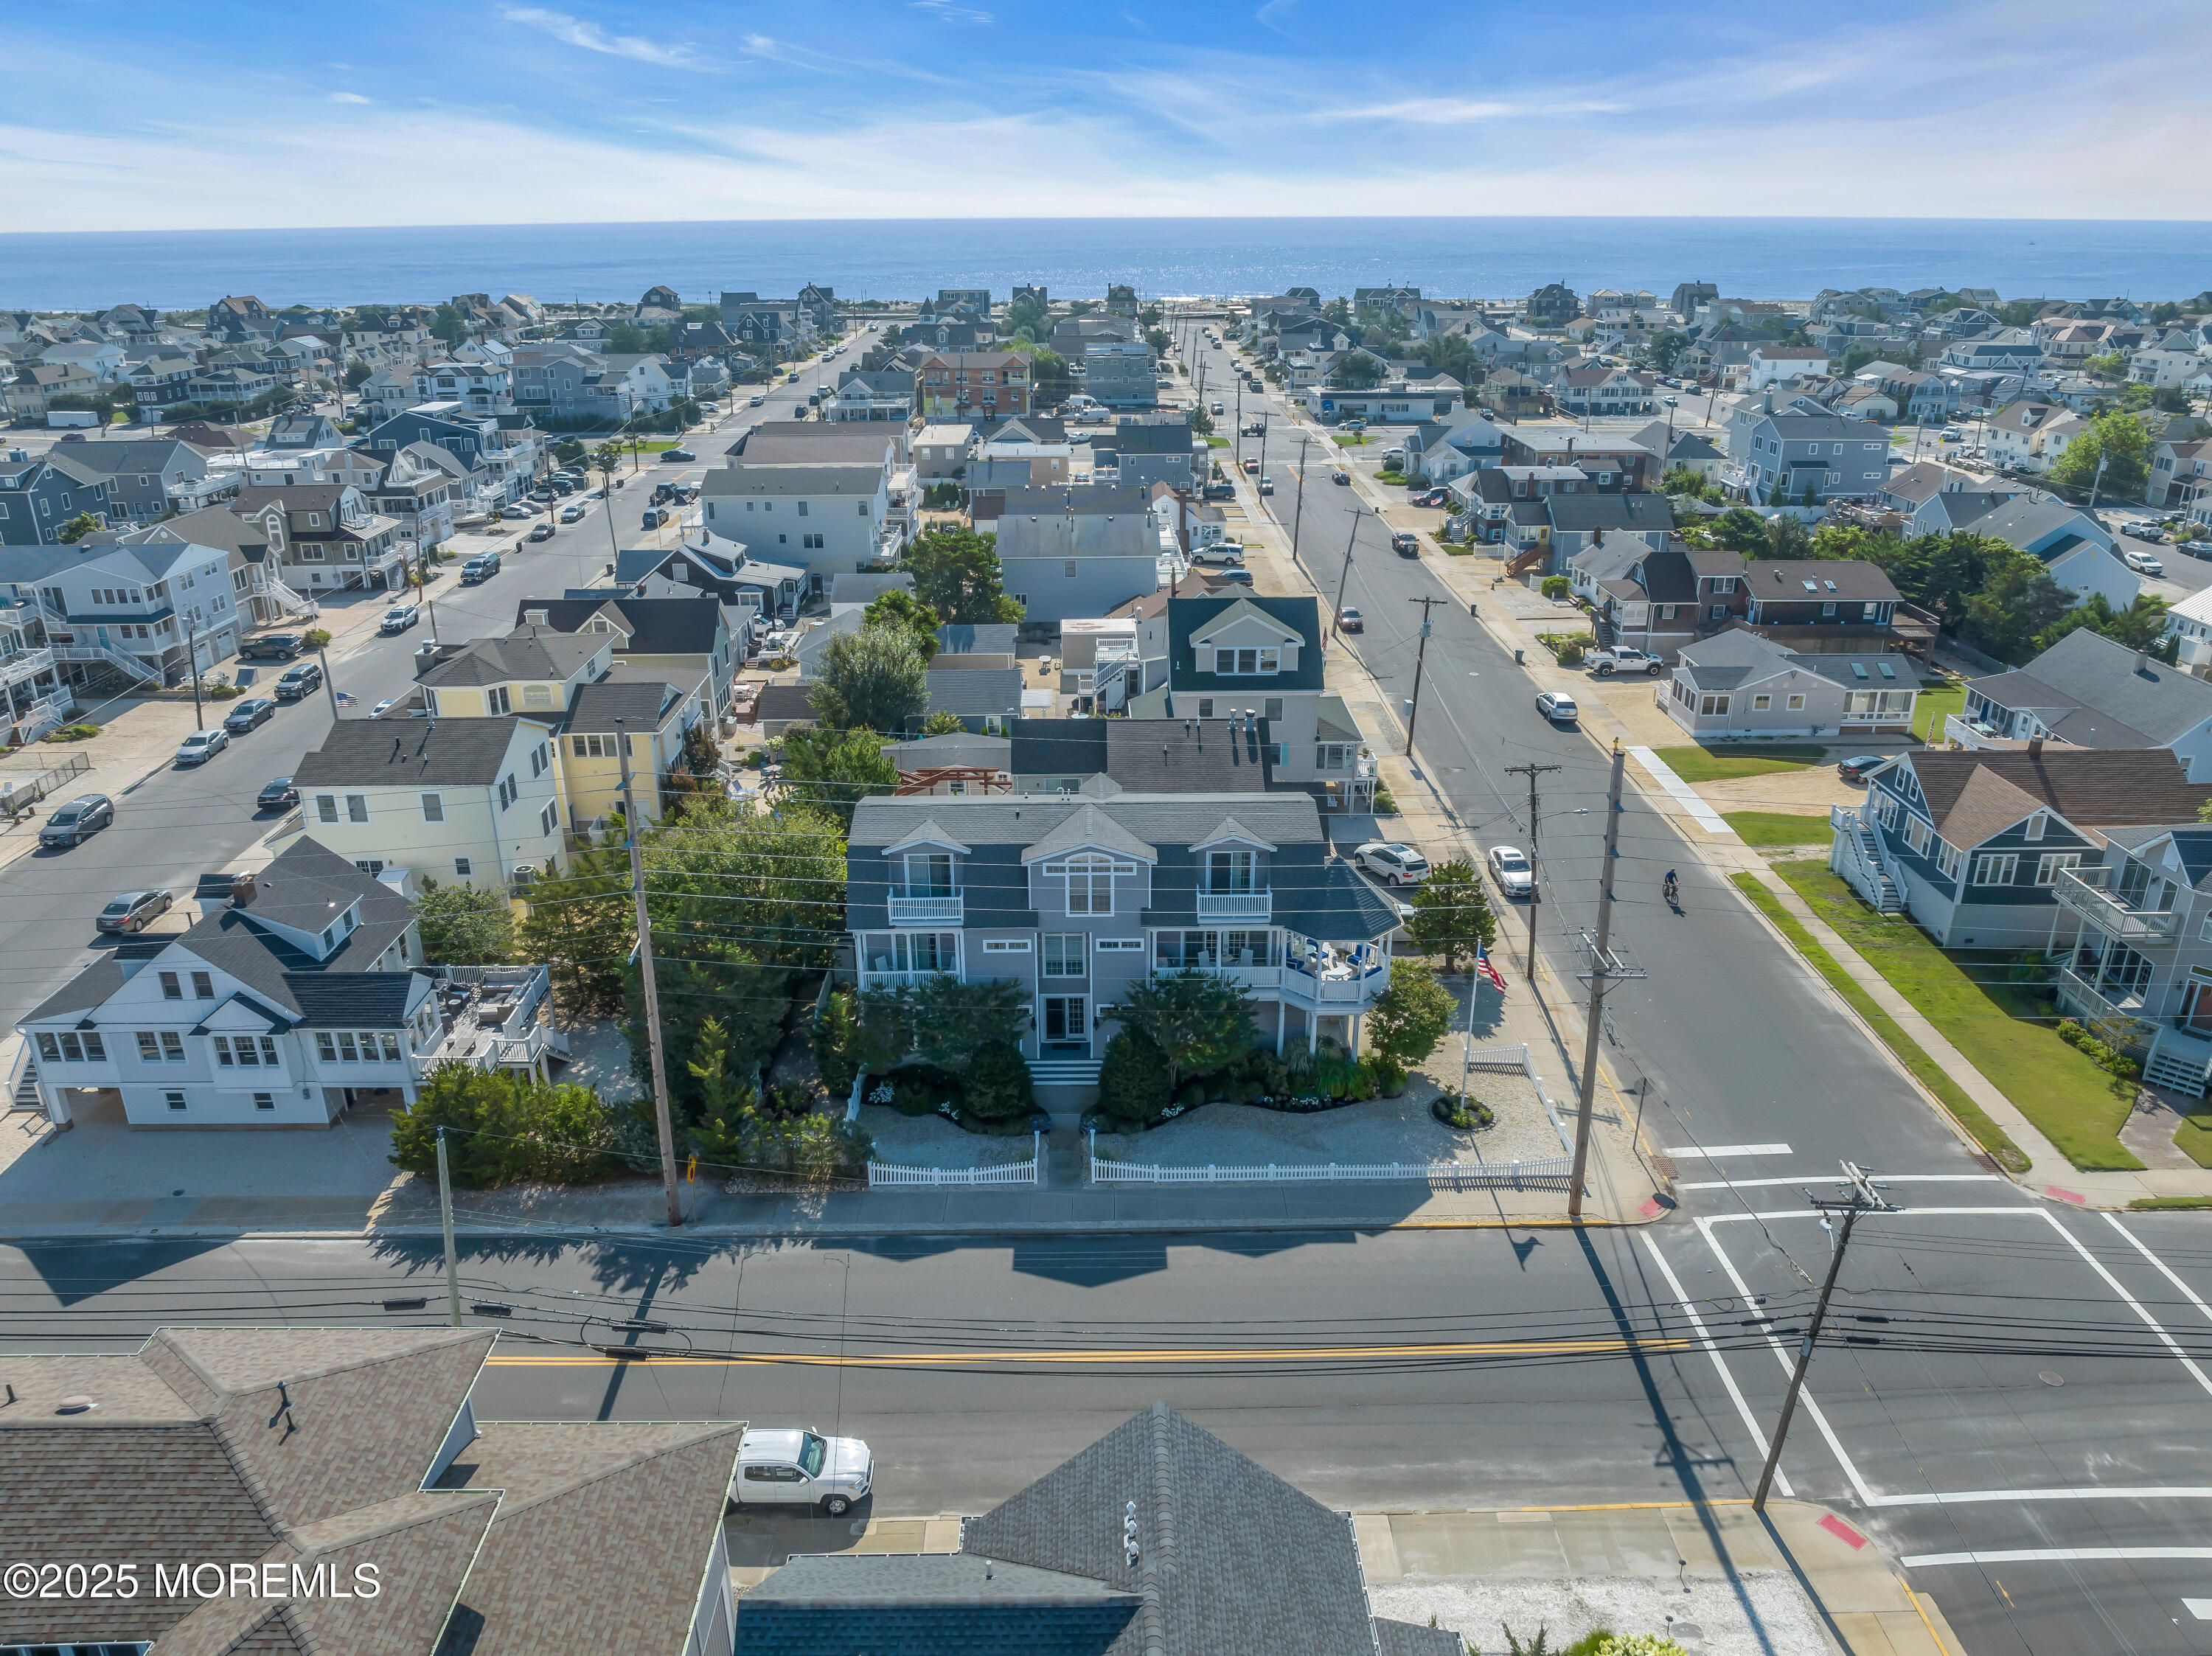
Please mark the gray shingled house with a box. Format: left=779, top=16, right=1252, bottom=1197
left=735, top=1402, right=1458, bottom=1656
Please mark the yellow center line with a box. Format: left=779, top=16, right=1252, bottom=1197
left=487, top=1336, right=1688, bottom=1369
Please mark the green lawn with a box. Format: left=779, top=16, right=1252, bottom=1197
left=1770, top=859, right=2145, bottom=1171
left=1655, top=745, right=1826, bottom=783
left=1332, top=434, right=1368, bottom=448
left=1913, top=682, right=1966, bottom=742
left=2174, top=1109, right=2212, bottom=1170
left=1730, top=874, right=2030, bottom=1172
left=1722, top=812, right=1833, bottom=846
left=1203, top=436, right=1230, bottom=448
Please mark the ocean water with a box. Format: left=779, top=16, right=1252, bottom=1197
left=1, top=217, right=2208, bottom=312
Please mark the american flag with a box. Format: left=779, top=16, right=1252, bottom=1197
left=1475, top=942, right=1507, bottom=993
left=333, top=691, right=357, bottom=709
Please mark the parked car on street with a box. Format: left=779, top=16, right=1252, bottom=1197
left=641, top=507, right=666, bottom=529
left=237, top=633, right=304, bottom=661
left=558, top=504, right=586, bottom=523
left=175, top=728, right=229, bottom=765
left=460, top=553, right=501, bottom=583
left=662, top=447, right=697, bottom=462
left=274, top=662, right=323, bottom=702
left=223, top=697, right=276, bottom=733
left=2124, top=547, right=2166, bottom=576
left=378, top=603, right=421, bottom=635
left=1486, top=844, right=1536, bottom=899
left=2123, top=522, right=2166, bottom=542
left=41, top=794, right=114, bottom=848
left=1258, top=476, right=1275, bottom=495
left=749, top=393, right=766, bottom=406
left=529, top=521, right=555, bottom=541
left=1213, top=567, right=1253, bottom=585
left=731, top=1428, right=872, bottom=1517
left=97, top=889, right=173, bottom=934
left=1331, top=469, right=1350, bottom=484
left=501, top=505, right=532, bottom=521
left=257, top=776, right=299, bottom=811
left=1391, top=531, right=1420, bottom=557
left=1534, top=690, right=1579, bottom=723
left=1586, top=645, right=1665, bottom=677
left=1353, top=841, right=1431, bottom=886
left=1193, top=541, right=1245, bottom=566
left=1836, top=754, right=1890, bottom=782
left=1337, top=606, right=1363, bottom=633
left=1242, top=457, right=1259, bottom=473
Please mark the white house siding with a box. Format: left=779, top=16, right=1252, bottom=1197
left=2048, top=545, right=2142, bottom=610
left=1001, top=555, right=1162, bottom=625
left=300, top=729, right=566, bottom=890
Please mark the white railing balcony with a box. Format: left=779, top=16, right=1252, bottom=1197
left=1283, top=955, right=1391, bottom=1006
left=2053, top=866, right=2182, bottom=944
left=0, top=647, right=55, bottom=694
left=1941, top=712, right=2032, bottom=750
left=2055, top=965, right=2154, bottom=1032
left=888, top=889, right=963, bottom=924
left=1197, top=889, right=1272, bottom=919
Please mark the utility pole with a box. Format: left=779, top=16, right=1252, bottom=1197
left=1504, top=762, right=1561, bottom=980
left=186, top=621, right=203, bottom=731
left=1329, top=507, right=1363, bottom=642
left=1753, top=1163, right=1896, bottom=1511
left=1568, top=742, right=1634, bottom=1219
left=437, top=1126, right=462, bottom=1328
left=2087, top=451, right=2110, bottom=512
left=616, top=717, right=685, bottom=1228
left=1404, top=594, right=1443, bottom=756
left=317, top=644, right=340, bottom=721
left=1289, top=434, right=1312, bottom=578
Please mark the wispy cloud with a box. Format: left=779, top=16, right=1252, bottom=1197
left=1314, top=97, right=1626, bottom=123
left=911, top=0, right=992, bottom=23
left=500, top=7, right=700, bottom=67
left=329, top=91, right=372, bottom=104
left=1254, top=0, right=1296, bottom=34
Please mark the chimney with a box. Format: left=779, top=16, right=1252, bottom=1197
left=525, top=608, right=548, bottom=626
left=2138, top=650, right=2153, bottom=675
left=2028, top=737, right=2044, bottom=759
left=229, top=872, right=257, bottom=908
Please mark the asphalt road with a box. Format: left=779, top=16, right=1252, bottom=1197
left=0, top=344, right=839, bottom=1031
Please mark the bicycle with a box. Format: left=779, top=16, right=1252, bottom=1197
left=1663, top=872, right=1680, bottom=905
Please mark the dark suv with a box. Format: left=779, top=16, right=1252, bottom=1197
left=238, top=633, right=305, bottom=661
left=274, top=662, right=323, bottom=702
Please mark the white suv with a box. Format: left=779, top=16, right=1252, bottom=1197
left=1354, top=841, right=1430, bottom=886
left=1586, top=646, right=1664, bottom=677
left=731, top=1427, right=874, bottom=1517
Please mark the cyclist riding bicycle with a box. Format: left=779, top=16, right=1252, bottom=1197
left=1663, top=868, right=1680, bottom=901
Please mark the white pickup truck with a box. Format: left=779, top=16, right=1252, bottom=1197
left=1585, top=646, right=1666, bottom=677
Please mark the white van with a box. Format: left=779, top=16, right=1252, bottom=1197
left=731, top=1427, right=874, bottom=1517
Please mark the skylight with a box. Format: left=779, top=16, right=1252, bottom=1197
left=1851, top=662, right=1869, bottom=680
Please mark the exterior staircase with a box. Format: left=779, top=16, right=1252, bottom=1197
left=52, top=641, right=163, bottom=686
left=7, top=1054, right=39, bottom=1113
left=2145, top=1029, right=2212, bottom=1098
left=265, top=574, right=321, bottom=618
left=1506, top=543, right=1548, bottom=579
left=1031, top=1058, right=1103, bottom=1087
left=1829, top=804, right=1902, bottom=914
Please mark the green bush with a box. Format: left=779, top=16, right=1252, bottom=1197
left=1540, top=574, right=1571, bottom=599
left=964, top=1040, right=1037, bottom=1122
left=886, top=1064, right=965, bottom=1116
left=42, top=723, right=100, bottom=742
left=389, top=1065, right=614, bottom=1188
left=1096, top=1030, right=1172, bottom=1127
left=302, top=627, right=332, bottom=650
left=207, top=683, right=243, bottom=700
left=2055, top=1017, right=2143, bottom=1081
left=813, top=984, right=862, bottom=1096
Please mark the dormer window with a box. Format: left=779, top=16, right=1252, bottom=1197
left=903, top=852, right=953, bottom=896
left=1214, top=647, right=1280, bottom=675
left=1044, top=853, right=1127, bottom=916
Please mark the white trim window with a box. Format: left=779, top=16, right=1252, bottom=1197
left=1903, top=815, right=1932, bottom=855
left=2035, top=852, right=2082, bottom=886
left=1698, top=693, right=1730, bottom=716
left=1935, top=839, right=1964, bottom=880
left=1045, top=853, right=1131, bottom=916
left=981, top=937, right=1032, bottom=953
left=1211, top=646, right=1280, bottom=675
left=1972, top=852, right=2018, bottom=886
left=1042, top=933, right=1087, bottom=976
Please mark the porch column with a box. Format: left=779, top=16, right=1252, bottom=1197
left=1275, top=1001, right=1287, bottom=1055
left=41, top=1081, right=72, bottom=1127
left=1308, top=1007, right=1318, bottom=1054
left=1350, top=1012, right=1363, bottom=1055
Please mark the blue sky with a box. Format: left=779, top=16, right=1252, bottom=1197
left=4, top=0, right=2208, bottom=230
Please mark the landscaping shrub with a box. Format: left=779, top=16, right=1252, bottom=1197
left=390, top=1065, right=614, bottom=1188
left=207, top=683, right=243, bottom=700
left=2055, top=1017, right=2143, bottom=1082
left=302, top=628, right=332, bottom=649
left=964, top=1040, right=1037, bottom=1123
left=813, top=985, right=862, bottom=1096
left=1096, top=1030, right=1172, bottom=1127
left=1431, top=1095, right=1495, bottom=1131
left=1540, top=575, right=1571, bottom=599
left=884, top=1065, right=965, bottom=1116
left=42, top=724, right=99, bottom=742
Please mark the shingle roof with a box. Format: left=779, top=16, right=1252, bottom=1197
left=509, top=596, right=723, bottom=657
left=886, top=732, right=1014, bottom=771
left=1907, top=748, right=2212, bottom=847
left=1168, top=595, right=1324, bottom=692
left=1545, top=493, right=1672, bottom=533
left=1672, top=630, right=1796, bottom=691
left=927, top=666, right=1023, bottom=717
left=1742, top=560, right=1903, bottom=603
left=736, top=1554, right=1140, bottom=1655
left=1968, top=629, right=2212, bottom=748
left=417, top=630, right=605, bottom=688
left=293, top=717, right=526, bottom=789
left=938, top=623, right=1020, bottom=655
left=564, top=675, right=686, bottom=735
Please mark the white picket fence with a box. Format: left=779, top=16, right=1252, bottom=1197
left=867, top=1130, right=1042, bottom=1189
left=1088, top=1147, right=1573, bottom=1189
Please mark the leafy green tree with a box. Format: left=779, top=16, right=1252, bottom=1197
left=1004, top=294, right=1050, bottom=340
left=920, top=710, right=967, bottom=735
left=1408, top=860, right=1495, bottom=974
left=898, top=525, right=1023, bottom=624
left=809, top=626, right=928, bottom=732
left=1026, top=346, right=1071, bottom=400
left=2049, top=408, right=2152, bottom=498
left=411, top=877, right=515, bottom=964
left=1138, top=304, right=1164, bottom=327
left=1366, top=959, right=1456, bottom=1073
left=964, top=1040, right=1037, bottom=1122
left=1189, top=407, right=1215, bottom=436
left=1765, top=514, right=1815, bottom=560
left=389, top=1066, right=612, bottom=1187
left=909, top=973, right=1030, bottom=1070
left=1321, top=296, right=1353, bottom=325
left=1329, top=350, right=1386, bottom=389
left=1998, top=299, right=2045, bottom=327
left=1096, top=1029, right=1172, bottom=1126
left=1963, top=554, right=2072, bottom=664
left=429, top=303, right=468, bottom=348
left=2031, top=591, right=2174, bottom=657
left=2081, top=349, right=2130, bottom=383
left=776, top=724, right=899, bottom=826
left=55, top=512, right=102, bottom=544
left=1104, top=971, right=1255, bottom=1098
left=1144, top=327, right=1174, bottom=356
left=1641, top=330, right=1688, bottom=373
left=514, top=839, right=633, bottom=1017
left=1712, top=506, right=1770, bottom=553
left=863, top=588, right=942, bottom=660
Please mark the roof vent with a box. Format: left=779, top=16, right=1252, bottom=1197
left=1124, top=1500, right=1141, bottom=1567
left=55, top=1394, right=96, bottom=1414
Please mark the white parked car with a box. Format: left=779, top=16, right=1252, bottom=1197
left=1193, top=541, right=1245, bottom=566
left=1486, top=844, right=1536, bottom=900
left=1353, top=841, right=1430, bottom=886
left=2123, top=547, right=2166, bottom=577
left=1535, top=690, right=1579, bottom=723
left=731, top=1427, right=873, bottom=1517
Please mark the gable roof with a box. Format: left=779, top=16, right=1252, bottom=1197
left=1672, top=629, right=1800, bottom=690
left=1904, top=748, right=2212, bottom=847
left=1169, top=595, right=1323, bottom=691
left=417, top=630, right=605, bottom=688
left=1944, top=492, right=2112, bottom=558
left=293, top=717, right=529, bottom=789
left=1967, top=628, right=2212, bottom=748
left=926, top=665, right=1023, bottom=717
left=1742, top=560, right=1902, bottom=604
left=509, top=595, right=722, bottom=656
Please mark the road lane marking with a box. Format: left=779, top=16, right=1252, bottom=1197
left=2039, top=1208, right=2212, bottom=1399
left=1638, top=1231, right=1792, bottom=1498
left=1665, top=1143, right=1792, bottom=1158
left=2104, top=1212, right=2212, bottom=1334
left=1877, top=1486, right=2212, bottom=1506
left=1694, top=1214, right=1879, bottom=1506
left=1678, top=1174, right=2004, bottom=1191
left=1904, top=1548, right=2212, bottom=1568
left=2186, top=1598, right=2212, bottom=1619
left=485, top=1335, right=1687, bottom=1369
left=1627, top=745, right=1736, bottom=837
